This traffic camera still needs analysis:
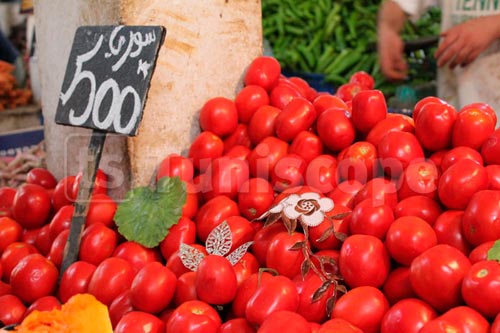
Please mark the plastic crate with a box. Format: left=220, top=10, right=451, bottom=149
left=0, top=125, right=44, bottom=158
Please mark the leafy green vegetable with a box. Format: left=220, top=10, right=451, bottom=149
left=114, top=176, right=186, bottom=248
left=487, top=239, right=500, bottom=262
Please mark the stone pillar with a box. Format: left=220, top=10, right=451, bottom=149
left=33, top=0, right=262, bottom=198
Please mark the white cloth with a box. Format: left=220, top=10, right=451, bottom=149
left=391, top=0, right=500, bottom=119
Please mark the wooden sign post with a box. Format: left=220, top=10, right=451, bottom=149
left=56, top=25, right=165, bottom=275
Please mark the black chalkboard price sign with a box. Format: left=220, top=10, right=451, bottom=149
left=57, top=25, right=165, bottom=276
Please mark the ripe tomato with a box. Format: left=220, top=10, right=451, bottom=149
left=85, top=193, right=117, bottom=228
left=313, top=94, right=348, bottom=116
left=223, top=123, right=252, bottom=153
left=354, top=177, right=398, bottom=208
left=462, top=190, right=500, bottom=246
left=257, top=310, right=311, bottom=333
left=26, top=168, right=57, bottom=189
left=469, top=240, right=495, bottom=264
left=0, top=217, right=22, bottom=255
left=174, top=271, right=198, bottom=306
left=350, top=89, right=387, bottom=134
left=87, top=257, right=136, bottom=306
left=316, top=107, right=355, bottom=152
left=462, top=260, right=500, bottom=318
left=486, top=165, right=500, bottom=190
left=414, top=101, right=457, bottom=152
left=24, top=295, right=61, bottom=317
left=378, top=131, right=424, bottom=178
left=332, top=285, right=389, bottom=333
left=366, top=113, right=414, bottom=148
left=0, top=187, right=16, bottom=218
left=349, top=198, right=394, bottom=239
left=166, top=300, right=222, bottom=333
left=337, top=141, right=379, bottom=184
left=244, top=56, right=281, bottom=92
left=79, top=222, right=118, bottom=266
left=233, top=252, right=260, bottom=287
left=218, top=318, right=256, bottom=333
left=339, top=234, right=390, bottom=288
left=393, top=195, right=442, bottom=226
left=160, top=217, right=196, bottom=261
left=48, top=205, right=73, bottom=241
left=130, top=262, right=176, bottom=313
left=438, top=158, right=489, bottom=210
left=10, top=253, right=59, bottom=304
left=47, top=229, right=69, bottom=267
left=481, top=128, right=500, bottom=165
left=410, top=244, right=471, bottom=312
left=224, top=215, right=255, bottom=252
left=412, top=96, right=447, bottom=121
left=294, top=271, right=334, bottom=323
left=271, top=153, right=307, bottom=192
left=385, top=216, right=438, bottom=266
left=248, top=136, right=289, bottom=179
left=290, top=130, right=323, bottom=164
left=266, top=231, right=306, bottom=279
left=419, top=306, right=490, bottom=333
left=188, top=131, right=224, bottom=172
left=51, top=175, right=77, bottom=211
left=397, top=160, right=440, bottom=200
left=12, top=183, right=51, bottom=230
left=304, top=155, right=338, bottom=194
left=245, top=274, right=300, bottom=326
left=201, top=156, right=250, bottom=201
left=166, top=244, right=207, bottom=278
left=250, top=223, right=287, bottom=266
left=318, top=318, right=363, bottom=333
left=247, top=105, right=280, bottom=145
left=380, top=298, right=437, bottom=333
left=113, top=241, right=161, bottom=273
left=328, top=179, right=363, bottom=208
left=156, top=153, right=194, bottom=183
left=349, top=71, right=375, bottom=90
left=275, top=97, right=316, bottom=142
left=195, top=195, right=239, bottom=242
left=0, top=294, right=26, bottom=326
left=1, top=242, right=38, bottom=282
left=269, top=81, right=302, bottom=109
left=199, top=96, right=238, bottom=138
left=232, top=271, right=274, bottom=318
left=114, top=311, right=165, bottom=333
left=308, top=204, right=351, bottom=251
left=57, top=260, right=96, bottom=303
left=195, top=255, right=237, bottom=305
left=382, top=266, right=417, bottom=305
left=235, top=84, right=270, bottom=124
left=108, top=290, right=134, bottom=328
left=440, top=146, right=483, bottom=172
left=452, top=103, right=495, bottom=150
left=335, top=82, right=363, bottom=102
left=238, top=177, right=275, bottom=220
left=433, top=210, right=472, bottom=255
left=72, top=168, right=108, bottom=198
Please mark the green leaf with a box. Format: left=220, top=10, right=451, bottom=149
left=487, top=239, right=500, bottom=262
left=114, top=176, right=186, bottom=248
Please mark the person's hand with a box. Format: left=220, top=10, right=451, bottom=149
left=378, top=27, right=408, bottom=80
left=435, top=14, right=500, bottom=68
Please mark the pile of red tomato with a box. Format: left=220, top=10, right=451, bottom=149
left=2, top=55, right=500, bottom=333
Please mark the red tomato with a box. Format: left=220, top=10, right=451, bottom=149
left=481, top=128, right=500, bottom=165
left=290, top=130, right=323, bottom=164
left=257, top=310, right=312, bottom=333
left=51, top=175, right=77, bottom=211
left=0, top=217, right=22, bottom=255
left=492, top=313, right=500, bottom=333
left=159, top=217, right=196, bottom=261
left=182, top=181, right=198, bottom=218
left=397, top=160, right=440, bottom=200
left=337, top=141, right=379, bottom=184
left=354, top=177, right=398, bottom=208
left=113, top=241, right=161, bottom=273
left=130, top=262, right=176, bottom=313
left=10, top=253, right=59, bottom=304
left=166, top=244, right=207, bottom=278
left=335, top=82, right=363, bottom=102
left=114, top=311, right=165, bottom=333
left=350, top=89, right=387, bottom=134
left=108, top=290, right=133, bottom=328
left=289, top=76, right=316, bottom=101
left=188, top=131, right=224, bottom=172
left=48, top=205, right=73, bottom=240
left=419, top=306, right=490, bottom=333
left=247, top=105, right=280, bottom=145
left=0, top=294, right=26, bottom=326
left=218, top=318, right=256, bottom=333
left=366, top=113, right=414, bottom=148
left=414, top=101, right=457, bottom=152
left=339, top=234, right=391, bottom=288
left=318, top=318, right=363, bottom=333
left=382, top=266, right=417, bottom=305
left=294, top=271, right=334, bottom=323
left=486, top=165, right=500, bottom=190
left=250, top=223, right=287, bottom=266
left=349, top=71, right=375, bottom=90
left=463, top=190, right=500, bottom=246
left=233, top=251, right=260, bottom=287
left=195, top=195, right=240, bottom=242
left=238, top=177, right=275, bottom=220
left=332, top=285, right=389, bottom=333
left=378, top=131, right=425, bottom=178
left=412, top=96, right=448, bottom=121
left=57, top=260, right=96, bottom=303
left=72, top=168, right=108, bottom=198
left=385, top=216, right=438, bottom=266
left=174, top=271, right=198, bottom=306
left=245, top=274, right=300, bottom=326
left=87, top=257, right=136, bottom=306
left=166, top=300, right=222, bottom=333
left=199, top=96, right=238, bottom=138
left=349, top=198, right=394, bottom=239
left=313, top=94, right=348, bottom=116
left=316, top=107, right=355, bottom=152
left=0, top=187, right=16, bottom=218
left=244, top=56, right=281, bottom=92
left=47, top=229, right=69, bottom=267
left=469, top=240, right=495, bottom=264
left=410, top=244, right=471, bottom=312
left=304, top=155, right=338, bottom=194
left=266, top=231, right=306, bottom=279
left=1, top=242, right=38, bottom=282
left=224, top=215, right=255, bottom=252
left=271, top=153, right=307, bottom=192
left=393, top=195, right=442, bottom=226
left=0, top=280, right=11, bottom=296
left=452, top=103, right=496, bottom=149
left=328, top=179, right=363, bottom=208
left=440, top=146, right=483, bottom=173
left=235, top=85, right=270, bottom=124
left=12, top=183, right=51, bottom=230
left=26, top=168, right=57, bottom=189
left=202, top=156, right=250, bottom=201
left=196, top=255, right=237, bottom=305
left=156, top=153, right=194, bottom=183
left=85, top=193, right=117, bottom=228
left=275, top=97, right=316, bottom=142
left=380, top=298, right=437, bottom=333
left=232, top=271, right=274, bottom=318
left=24, top=295, right=61, bottom=317
left=248, top=136, right=289, bottom=179
left=223, top=123, right=252, bottom=153
left=461, top=260, right=500, bottom=318
left=79, top=222, right=118, bottom=265
left=433, top=210, right=471, bottom=255
left=269, top=82, right=302, bottom=109
left=225, top=145, right=251, bottom=161
left=438, top=158, right=489, bottom=210
left=308, top=204, right=351, bottom=251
